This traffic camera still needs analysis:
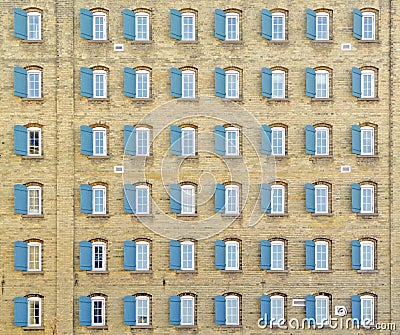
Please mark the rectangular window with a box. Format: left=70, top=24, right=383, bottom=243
left=182, top=13, right=195, bottom=41
left=270, top=296, right=284, bottom=324
left=361, top=297, right=374, bottom=325
left=28, top=186, right=41, bottom=215
left=181, top=186, right=195, bottom=214
left=315, top=127, right=329, bottom=155
left=92, top=242, right=106, bottom=271
left=271, top=241, right=284, bottom=270
left=28, top=298, right=41, bottom=326
left=226, top=128, right=239, bottom=156
left=136, top=242, right=149, bottom=270
left=362, top=13, right=375, bottom=40
left=315, top=71, right=329, bottom=98
left=272, top=13, right=285, bottom=40
left=315, top=296, right=329, bottom=325
left=361, top=185, right=374, bottom=213
left=271, top=127, right=285, bottom=156
left=361, top=127, right=374, bottom=155
left=315, top=185, right=328, bottom=213
left=93, top=128, right=107, bottom=156
left=361, top=241, right=374, bottom=270
left=136, top=128, right=150, bottom=156
left=28, top=242, right=41, bottom=271
left=136, top=186, right=149, bottom=214
left=182, top=71, right=195, bottom=98
left=226, top=72, right=239, bottom=98
left=92, top=298, right=105, bottom=326
left=226, top=296, right=239, bottom=325
left=93, top=12, right=107, bottom=40
left=225, top=185, right=239, bottom=214
left=27, top=71, right=41, bottom=98
left=361, top=71, right=374, bottom=98
left=93, top=71, right=107, bottom=98
left=136, top=71, right=149, bottom=98
left=181, top=242, right=194, bottom=270
left=226, top=13, right=239, bottom=40
left=93, top=186, right=106, bottom=214
left=271, top=186, right=284, bottom=214
left=272, top=71, right=285, bottom=98
left=136, top=297, right=150, bottom=325
left=181, top=297, right=194, bottom=325
left=27, top=13, right=41, bottom=40
left=136, top=13, right=149, bottom=41
left=28, top=127, right=41, bottom=156
left=315, top=242, right=328, bottom=270
left=225, top=241, right=239, bottom=270
left=182, top=128, right=195, bottom=156
left=316, top=13, right=329, bottom=40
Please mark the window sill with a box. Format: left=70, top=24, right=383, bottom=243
left=221, top=270, right=242, bottom=273
left=357, top=213, right=379, bottom=218
left=177, top=155, right=199, bottom=160
left=267, top=270, right=288, bottom=273
left=21, top=40, right=44, bottom=44
left=177, top=98, right=199, bottom=102
left=269, top=40, right=289, bottom=44
left=130, top=325, right=153, bottom=329
left=221, top=40, right=242, bottom=44
left=221, top=213, right=241, bottom=217
left=357, top=98, right=380, bottom=101
left=130, top=270, right=152, bottom=274
left=22, top=98, right=44, bottom=102
left=22, top=271, right=44, bottom=275
left=87, top=155, right=110, bottom=160
left=176, top=40, right=199, bottom=44
left=176, top=214, right=198, bottom=217
left=175, top=325, right=198, bottom=329
left=358, top=40, right=380, bottom=43
left=21, top=214, right=44, bottom=218
left=357, top=155, right=379, bottom=159
left=88, top=98, right=110, bottom=102
left=222, top=98, right=243, bottom=102
left=267, top=213, right=288, bottom=217
left=23, top=326, right=45, bottom=331
left=273, top=155, right=289, bottom=160
left=309, top=155, right=333, bottom=160
left=135, top=214, right=153, bottom=217
left=87, top=326, right=108, bottom=329
left=311, top=39, right=334, bottom=44
left=87, top=214, right=110, bottom=218
left=88, top=40, right=112, bottom=44
left=311, top=270, right=333, bottom=273
left=221, top=155, right=242, bottom=159
left=21, top=156, right=44, bottom=160
left=87, top=270, right=109, bottom=275
left=311, top=98, right=333, bottom=102
left=129, top=40, right=152, bottom=44
left=268, top=98, right=290, bottom=101
left=176, top=270, right=197, bottom=274
left=218, top=325, right=242, bottom=328
left=357, top=270, right=378, bottom=274
left=311, top=213, right=333, bottom=217
left=131, top=98, right=153, bottom=102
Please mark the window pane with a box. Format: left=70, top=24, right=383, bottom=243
left=136, top=243, right=149, bottom=270
left=94, top=130, right=105, bottom=155
left=362, top=243, right=373, bottom=269
left=28, top=299, right=40, bottom=326
left=272, top=15, right=284, bottom=40
left=227, top=74, right=238, bottom=98
left=362, top=187, right=373, bottom=212
left=226, top=131, right=238, bottom=155
left=183, top=73, right=195, bottom=98
left=272, top=73, right=284, bottom=98
left=136, top=15, right=149, bottom=40
left=137, top=129, right=149, bottom=156
left=93, top=244, right=105, bottom=270
left=361, top=129, right=373, bottom=155
left=28, top=14, right=40, bottom=40
left=271, top=298, right=283, bottom=323
left=226, top=244, right=238, bottom=269
left=315, top=187, right=327, bottom=213
left=181, top=298, right=194, bottom=324
left=316, top=73, right=328, bottom=98
left=226, top=188, right=238, bottom=213
left=226, top=298, right=238, bottom=324
left=28, top=244, right=40, bottom=271
left=94, top=74, right=106, bottom=98
left=94, top=15, right=106, bottom=40
left=137, top=188, right=149, bottom=214
left=29, top=129, right=40, bottom=155
left=137, top=298, right=149, bottom=324
left=28, top=73, right=40, bottom=98
left=272, top=187, right=283, bottom=213
left=316, top=129, right=328, bottom=155
left=28, top=188, right=40, bottom=214
left=181, top=187, right=194, bottom=214
left=362, top=15, right=374, bottom=39
left=182, top=244, right=193, bottom=269
left=316, top=15, right=328, bottom=40
left=93, top=300, right=104, bottom=324
left=361, top=299, right=373, bottom=324
left=316, top=243, right=327, bottom=269
left=272, top=129, right=284, bottom=155
left=315, top=298, right=328, bottom=324
left=137, top=73, right=149, bottom=98
left=182, top=15, right=195, bottom=40
left=227, top=16, right=238, bottom=40
left=182, top=129, right=195, bottom=156
left=271, top=243, right=283, bottom=269
left=94, top=189, right=105, bottom=213
left=362, top=73, right=373, bottom=97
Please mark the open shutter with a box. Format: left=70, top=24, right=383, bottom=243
left=80, top=67, right=93, bottom=98
left=170, top=68, right=182, bottom=98
left=305, top=295, right=316, bottom=324
left=14, top=125, right=28, bottom=156
left=14, top=9, right=27, bottom=40
left=80, top=184, right=92, bottom=214
left=170, top=9, right=182, bottom=40
left=214, top=9, right=226, bottom=40
left=124, top=184, right=136, bottom=214
left=261, top=184, right=271, bottom=214
left=215, top=295, right=226, bottom=325
left=79, top=241, right=92, bottom=270
left=353, top=9, right=362, bottom=40
left=261, top=9, right=272, bottom=40
left=170, top=184, right=181, bottom=214
left=124, top=67, right=136, bottom=98
left=215, top=68, right=226, bottom=98
left=305, top=68, right=316, bottom=98
left=170, top=240, right=181, bottom=270
left=260, top=295, right=271, bottom=325
left=305, top=240, right=315, bottom=270
left=14, top=67, right=27, bottom=98
left=124, top=240, right=136, bottom=270
left=306, top=9, right=316, bottom=40
left=260, top=240, right=271, bottom=270
left=123, top=9, right=136, bottom=40
left=352, top=240, right=361, bottom=270
left=214, top=125, right=226, bottom=156
left=262, top=68, right=272, bottom=98
left=124, top=296, right=136, bottom=325
left=14, top=241, right=28, bottom=271
left=351, top=295, right=361, bottom=324
left=79, top=296, right=92, bottom=326
left=351, top=183, right=361, bottom=213
left=170, top=296, right=181, bottom=325
left=170, top=125, right=182, bottom=155
left=305, top=125, right=316, bottom=155
left=261, top=125, right=272, bottom=155
left=352, top=67, right=362, bottom=98
left=352, top=125, right=361, bottom=155
left=215, top=240, right=226, bottom=270
left=14, top=297, right=28, bottom=326
left=214, top=184, right=225, bottom=213
left=305, top=183, right=315, bottom=213
left=80, top=125, right=93, bottom=156
left=80, top=9, right=93, bottom=40
left=14, top=184, right=28, bottom=215
left=124, top=125, right=136, bottom=156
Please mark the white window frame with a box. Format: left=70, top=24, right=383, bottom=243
left=182, top=70, right=195, bottom=98
left=360, top=241, right=374, bottom=270
left=135, top=12, right=150, bottom=41
left=93, top=12, right=107, bottom=41
left=93, top=70, right=107, bottom=98
left=136, top=70, right=150, bottom=99
left=361, top=70, right=375, bottom=98
left=315, top=295, right=329, bottom=325
left=360, top=184, right=374, bottom=214
left=225, top=241, right=239, bottom=270
left=360, top=295, right=374, bottom=326
left=315, top=12, right=329, bottom=40
left=270, top=296, right=285, bottom=325
left=315, top=127, right=329, bottom=156
left=136, top=296, right=150, bottom=325
left=27, top=127, right=42, bottom=156
left=315, top=241, right=329, bottom=270
left=181, top=241, right=195, bottom=270
left=181, top=185, right=195, bottom=214
left=136, top=185, right=150, bottom=214
left=136, top=241, right=150, bottom=271
left=315, top=70, right=329, bottom=98
left=27, top=242, right=42, bottom=272
left=225, top=127, right=239, bottom=156
left=182, top=12, right=195, bottom=41
left=92, top=242, right=106, bottom=271
left=225, top=13, right=239, bottom=41
left=361, top=126, right=374, bottom=155
left=27, top=12, right=41, bottom=41
left=91, top=296, right=106, bottom=326
left=225, top=295, right=239, bottom=325
left=271, top=185, right=285, bottom=214
left=272, top=13, right=285, bottom=41
left=27, top=185, right=42, bottom=215
left=28, top=297, right=42, bottom=327
left=225, top=185, right=239, bottom=214
left=182, top=127, right=195, bottom=156
left=180, top=296, right=195, bottom=325
left=271, top=127, right=285, bottom=156
left=92, top=185, right=106, bottom=214
left=272, top=70, right=285, bottom=99
left=362, top=12, right=375, bottom=40
left=27, top=70, right=41, bottom=98
left=92, top=127, right=107, bottom=156
left=225, top=70, right=239, bottom=99
left=314, top=185, right=328, bottom=214
left=270, top=241, right=284, bottom=270
left=136, top=127, right=150, bottom=156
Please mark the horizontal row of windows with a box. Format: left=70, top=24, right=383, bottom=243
left=14, top=238, right=377, bottom=273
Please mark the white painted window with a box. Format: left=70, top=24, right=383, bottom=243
left=362, top=12, right=375, bottom=40
left=27, top=12, right=41, bottom=40
left=361, top=296, right=374, bottom=326
left=27, top=70, right=41, bottom=98
left=135, top=12, right=149, bottom=41
left=225, top=241, right=239, bottom=270
left=182, top=13, right=195, bottom=41
left=272, top=13, right=285, bottom=40
left=136, top=296, right=149, bottom=325
left=93, top=12, right=107, bottom=40
left=181, top=241, right=194, bottom=270
left=27, top=127, right=42, bottom=156
left=270, top=296, right=284, bottom=325
left=225, top=127, right=239, bottom=156
left=271, top=127, right=285, bottom=156
left=271, top=241, right=284, bottom=270
left=28, top=297, right=41, bottom=326
left=361, top=185, right=374, bottom=213
left=92, top=127, right=107, bottom=156
left=27, top=186, right=41, bottom=215
left=315, top=70, right=329, bottom=98
left=180, top=296, right=194, bottom=325
left=136, top=241, right=150, bottom=270
left=182, top=70, right=195, bottom=98
left=136, top=185, right=150, bottom=214
left=181, top=185, right=195, bottom=214
left=225, top=296, right=239, bottom=325
left=271, top=185, right=284, bottom=214
left=92, top=185, right=106, bottom=214
left=93, top=70, right=107, bottom=98
left=136, top=70, right=150, bottom=98
left=226, top=13, right=239, bottom=40
left=272, top=70, right=285, bottom=98
left=225, top=185, right=239, bottom=214
left=315, top=296, right=329, bottom=325
left=361, top=70, right=375, bottom=98
left=315, top=241, right=328, bottom=270
left=360, top=241, right=374, bottom=270
left=182, top=127, right=195, bottom=156
left=315, top=185, right=328, bottom=214
left=316, top=12, right=329, bottom=40
left=91, top=296, right=105, bottom=326
left=226, top=70, right=239, bottom=98
left=28, top=242, right=41, bottom=271
left=315, top=127, right=329, bottom=155
left=92, top=242, right=106, bottom=271
left=361, top=126, right=374, bottom=155
left=136, top=127, right=150, bottom=156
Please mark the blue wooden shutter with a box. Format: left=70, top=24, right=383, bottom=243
left=170, top=68, right=182, bottom=98
left=305, top=240, right=315, bottom=270
left=80, top=125, right=93, bottom=156
left=260, top=240, right=271, bottom=270
left=80, top=184, right=93, bottom=214
left=261, top=9, right=272, bottom=40
left=352, top=125, right=361, bottom=155
left=306, top=68, right=316, bottom=98
left=123, top=9, right=136, bottom=40
left=305, top=183, right=315, bottom=213
left=215, top=295, right=226, bottom=325
left=124, top=125, right=136, bottom=156
left=262, top=68, right=272, bottom=98
left=215, top=240, right=226, bottom=270
left=170, top=184, right=181, bottom=214
left=261, top=184, right=271, bottom=214
left=170, top=240, right=181, bottom=270
left=14, top=8, right=27, bottom=40
left=305, top=125, right=316, bottom=155
left=124, top=240, right=136, bottom=270
left=14, top=184, right=28, bottom=215
left=14, top=241, right=28, bottom=271
left=215, top=125, right=226, bottom=156
left=351, top=183, right=361, bottom=213
left=80, top=67, right=93, bottom=98
left=214, top=184, right=225, bottom=213
left=306, top=9, right=316, bottom=40
left=80, top=241, right=92, bottom=270
left=352, top=67, right=362, bottom=98
left=351, top=295, right=361, bottom=324
left=353, top=9, right=362, bottom=40
left=170, top=296, right=181, bottom=325
left=80, top=9, right=93, bottom=40
left=305, top=295, right=316, bottom=324
left=14, top=297, right=28, bottom=326
left=170, top=125, right=182, bottom=155
left=14, top=125, right=28, bottom=156
left=124, top=67, right=136, bottom=98
left=260, top=295, right=271, bottom=325
left=352, top=240, right=361, bottom=270
left=261, top=125, right=272, bottom=155
left=124, top=296, right=136, bottom=325
left=214, top=9, right=226, bottom=40
left=170, top=9, right=182, bottom=40
left=14, top=67, right=27, bottom=98
left=79, top=296, right=92, bottom=326
left=124, top=184, right=136, bottom=214
left=215, top=68, right=226, bottom=98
